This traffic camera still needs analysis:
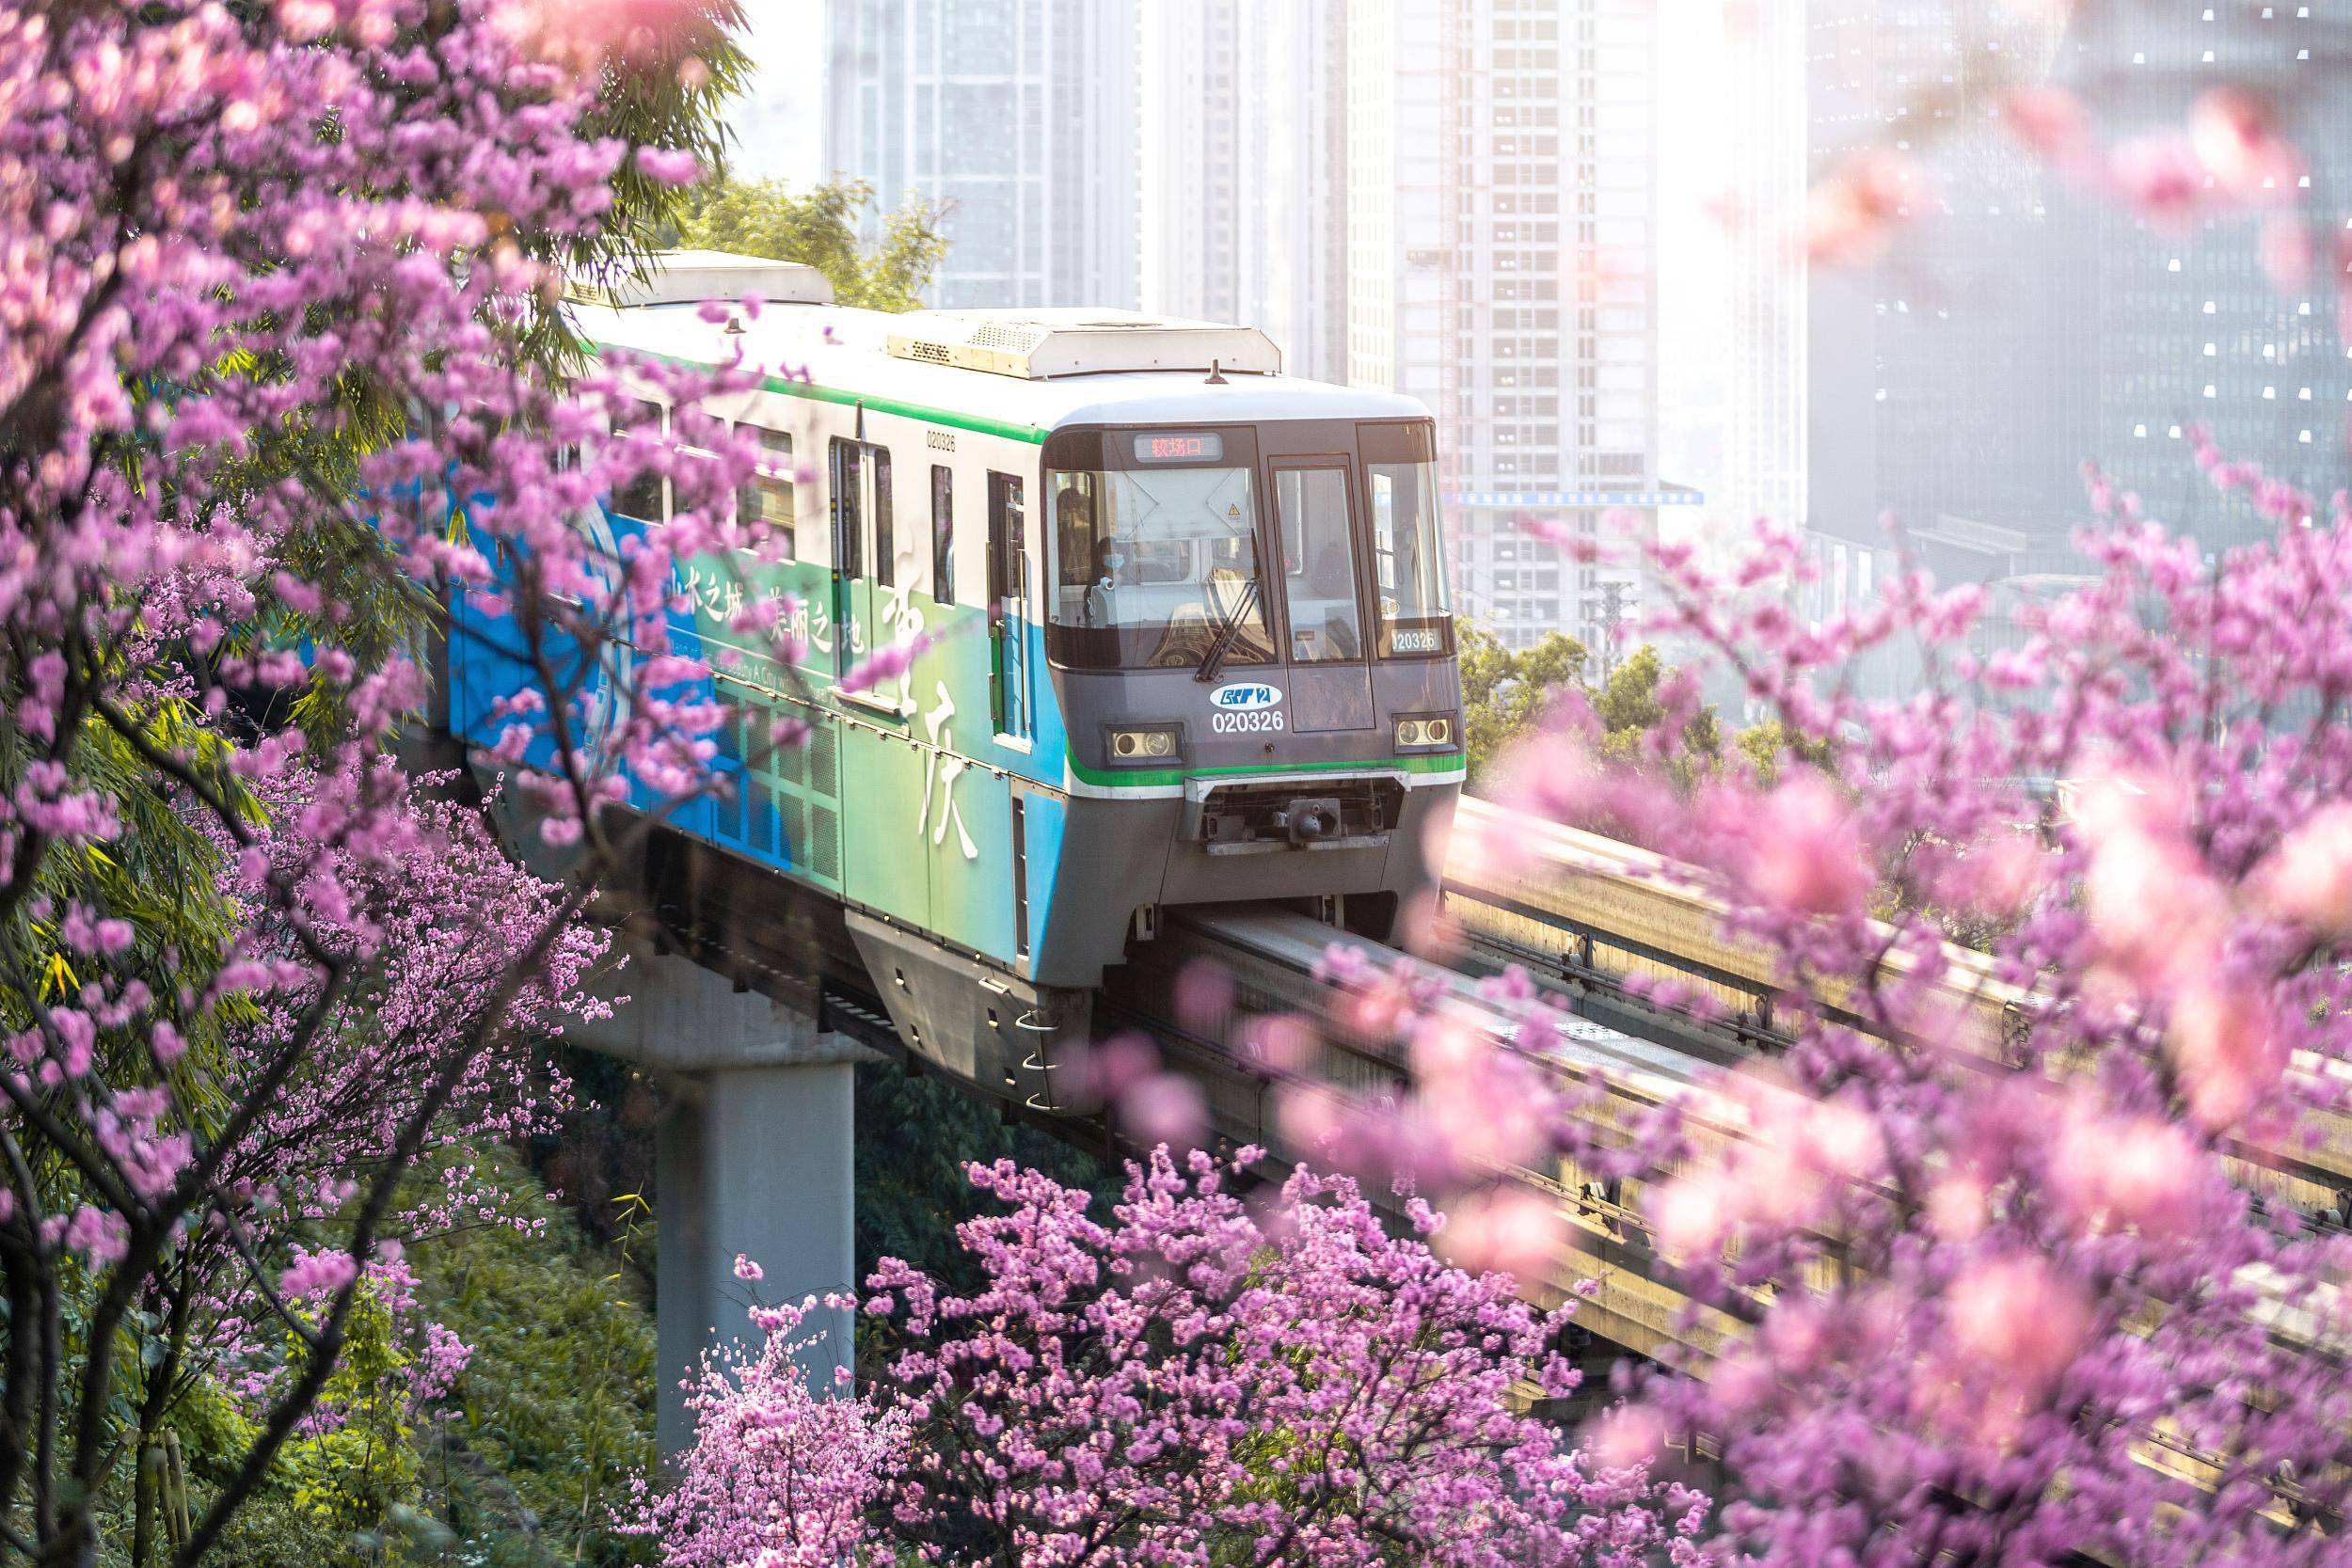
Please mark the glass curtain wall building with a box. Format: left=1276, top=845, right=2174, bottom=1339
left=825, top=0, right=1139, bottom=309
left=1348, top=0, right=1670, bottom=658
left=1138, top=0, right=1352, bottom=384
left=1801, top=1, right=2352, bottom=697
left=2069, top=3, right=2352, bottom=535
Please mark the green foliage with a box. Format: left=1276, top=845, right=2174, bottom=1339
left=167, top=1151, right=662, bottom=1568
left=288, top=1292, right=420, bottom=1537
left=525, top=0, right=755, bottom=366
left=1460, top=626, right=1587, bottom=785
left=182, top=1376, right=351, bottom=1568
left=853, top=1063, right=1113, bottom=1298
left=402, top=1150, right=660, bottom=1568
left=672, top=179, right=949, bottom=311
left=1464, top=626, right=1797, bottom=793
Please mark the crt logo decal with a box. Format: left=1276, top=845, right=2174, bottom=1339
left=1208, top=682, right=1282, bottom=712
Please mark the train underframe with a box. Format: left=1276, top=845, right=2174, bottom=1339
left=623, top=775, right=1455, bottom=1118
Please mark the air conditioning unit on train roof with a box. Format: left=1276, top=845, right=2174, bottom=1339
left=884, top=309, right=1282, bottom=379
left=568, top=249, right=835, bottom=308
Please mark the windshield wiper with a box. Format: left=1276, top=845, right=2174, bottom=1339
left=1194, top=535, right=1265, bottom=684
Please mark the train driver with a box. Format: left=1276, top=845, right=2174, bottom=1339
left=1057, top=484, right=1132, bottom=626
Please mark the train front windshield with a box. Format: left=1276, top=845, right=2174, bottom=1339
left=1047, top=432, right=1276, bottom=671
left=1045, top=421, right=1452, bottom=671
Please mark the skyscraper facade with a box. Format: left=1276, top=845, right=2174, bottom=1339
left=1794, top=1, right=2352, bottom=694
left=1137, top=0, right=1351, bottom=382
left=2067, top=4, right=2352, bottom=530
left=823, top=0, right=1138, bottom=309
left=1724, top=2, right=1809, bottom=535
left=1803, top=1, right=2090, bottom=602
left=1347, top=0, right=1677, bottom=657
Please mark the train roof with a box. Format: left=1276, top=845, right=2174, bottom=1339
left=566, top=257, right=1429, bottom=441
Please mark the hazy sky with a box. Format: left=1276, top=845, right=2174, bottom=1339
left=728, top=0, right=1739, bottom=236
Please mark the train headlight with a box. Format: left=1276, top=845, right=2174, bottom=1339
left=1107, top=725, right=1181, bottom=763
left=1393, top=714, right=1455, bottom=751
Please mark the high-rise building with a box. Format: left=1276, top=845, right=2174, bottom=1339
left=728, top=5, right=827, bottom=187
left=823, top=0, right=1138, bottom=309
left=1137, top=0, right=1351, bottom=382
left=1797, top=2, right=2352, bottom=695
left=1724, top=1, right=1808, bottom=535
left=1347, top=0, right=1682, bottom=658
left=2066, top=5, right=2352, bottom=526
left=1804, top=1, right=2090, bottom=593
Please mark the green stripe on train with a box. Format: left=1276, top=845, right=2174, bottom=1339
left=584, top=339, right=1053, bottom=445
left=1067, top=751, right=1466, bottom=790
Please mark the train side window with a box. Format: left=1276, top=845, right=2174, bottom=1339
left=988, top=471, right=1031, bottom=740
left=612, top=398, right=666, bottom=521
left=930, top=464, right=954, bottom=605
left=829, top=437, right=863, bottom=581
left=673, top=447, right=723, bottom=522
left=871, top=446, right=895, bottom=588
left=738, top=426, right=795, bottom=561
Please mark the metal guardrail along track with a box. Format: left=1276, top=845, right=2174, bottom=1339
left=1441, top=798, right=2352, bottom=1225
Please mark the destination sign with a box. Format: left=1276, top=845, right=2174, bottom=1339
left=1132, top=432, right=1224, bottom=464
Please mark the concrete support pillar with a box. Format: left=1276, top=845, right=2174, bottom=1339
left=653, top=1058, right=858, bottom=1452
left=572, top=944, right=877, bottom=1454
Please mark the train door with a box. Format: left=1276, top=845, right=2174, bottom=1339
left=1268, top=457, right=1375, bottom=732
left=988, top=470, right=1033, bottom=742
left=828, top=437, right=863, bottom=680
left=828, top=437, right=893, bottom=686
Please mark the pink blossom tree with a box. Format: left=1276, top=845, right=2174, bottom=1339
left=1190, top=58, right=2352, bottom=1564
left=628, top=1290, right=908, bottom=1568
left=1564, top=460, right=2352, bottom=1568
left=0, top=3, right=773, bottom=1563
left=1270, top=452, right=2352, bottom=1563
left=655, top=1148, right=1712, bottom=1568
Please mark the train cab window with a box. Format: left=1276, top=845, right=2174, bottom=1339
left=611, top=398, right=666, bottom=522
left=738, top=426, right=795, bottom=561
left=930, top=465, right=954, bottom=604
left=1361, top=421, right=1454, bottom=657
left=1272, top=463, right=1366, bottom=662
left=1041, top=428, right=1273, bottom=672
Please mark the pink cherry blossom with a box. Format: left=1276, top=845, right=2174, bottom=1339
left=2188, top=86, right=2304, bottom=203
left=1803, top=149, right=1920, bottom=267
left=662, top=1150, right=1712, bottom=1566
left=0, top=3, right=735, bottom=1560
left=1436, top=1185, right=1567, bottom=1291
left=2251, top=800, right=2352, bottom=933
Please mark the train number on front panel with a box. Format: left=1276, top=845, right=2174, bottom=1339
left=1210, top=708, right=1286, bottom=734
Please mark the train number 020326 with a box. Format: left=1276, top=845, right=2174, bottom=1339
left=1210, top=708, right=1286, bottom=734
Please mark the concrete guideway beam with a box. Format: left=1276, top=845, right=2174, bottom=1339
left=573, top=942, right=879, bottom=1451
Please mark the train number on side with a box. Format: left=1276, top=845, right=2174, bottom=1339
left=1211, top=708, right=1286, bottom=734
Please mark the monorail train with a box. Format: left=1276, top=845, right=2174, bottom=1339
left=447, top=249, right=1463, bottom=1104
